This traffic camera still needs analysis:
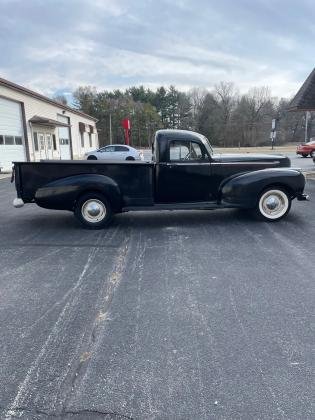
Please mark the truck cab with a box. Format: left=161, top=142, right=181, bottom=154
left=153, top=129, right=290, bottom=204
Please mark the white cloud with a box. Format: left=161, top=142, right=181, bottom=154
left=92, top=0, right=126, bottom=15
left=0, top=0, right=313, bottom=99
left=273, top=35, right=298, bottom=52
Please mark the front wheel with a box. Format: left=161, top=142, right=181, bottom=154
left=255, top=188, right=291, bottom=221
left=74, top=193, right=113, bottom=229
left=310, top=151, right=315, bottom=158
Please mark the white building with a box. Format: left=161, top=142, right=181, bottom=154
left=0, top=77, right=98, bottom=172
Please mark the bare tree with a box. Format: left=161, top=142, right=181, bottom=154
left=213, top=82, right=238, bottom=146
left=245, top=87, right=274, bottom=145
left=53, top=94, right=68, bottom=106
left=188, top=87, right=208, bottom=129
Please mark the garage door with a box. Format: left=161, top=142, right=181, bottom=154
left=0, top=97, right=25, bottom=172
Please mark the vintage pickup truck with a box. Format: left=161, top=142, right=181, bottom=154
left=12, top=129, right=308, bottom=228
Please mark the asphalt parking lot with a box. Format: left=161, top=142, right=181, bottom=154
left=0, top=177, right=314, bottom=420
left=287, top=153, right=315, bottom=172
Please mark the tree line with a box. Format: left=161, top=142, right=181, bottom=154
left=68, top=82, right=312, bottom=148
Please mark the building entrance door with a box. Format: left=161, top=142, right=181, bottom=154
left=45, top=133, right=53, bottom=159
left=38, top=132, right=54, bottom=159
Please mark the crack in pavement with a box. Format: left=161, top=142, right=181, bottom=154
left=1, top=405, right=133, bottom=419
left=63, top=233, right=132, bottom=411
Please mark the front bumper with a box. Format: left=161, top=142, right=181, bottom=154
left=297, top=193, right=310, bottom=201
left=13, top=198, right=24, bottom=208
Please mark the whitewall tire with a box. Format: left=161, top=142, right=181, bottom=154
left=256, top=188, right=291, bottom=221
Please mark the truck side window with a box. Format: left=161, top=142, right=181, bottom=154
left=169, top=140, right=205, bottom=161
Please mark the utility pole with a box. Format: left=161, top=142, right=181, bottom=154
left=305, top=111, right=310, bottom=143
left=109, top=113, right=112, bottom=145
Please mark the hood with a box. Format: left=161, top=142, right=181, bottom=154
left=212, top=153, right=291, bottom=167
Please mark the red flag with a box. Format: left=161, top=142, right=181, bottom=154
left=122, top=118, right=130, bottom=130
left=121, top=118, right=131, bottom=145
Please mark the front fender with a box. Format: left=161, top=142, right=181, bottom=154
left=219, top=168, right=305, bottom=208
left=35, top=174, right=122, bottom=212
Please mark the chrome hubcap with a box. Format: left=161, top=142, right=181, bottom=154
left=82, top=199, right=106, bottom=223
left=265, top=196, right=280, bottom=211
left=259, top=190, right=288, bottom=219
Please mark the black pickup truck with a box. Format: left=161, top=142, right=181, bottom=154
left=12, top=129, right=308, bottom=228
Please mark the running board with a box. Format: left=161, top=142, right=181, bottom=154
left=122, top=201, right=235, bottom=212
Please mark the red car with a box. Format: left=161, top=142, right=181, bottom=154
left=296, top=140, right=315, bottom=157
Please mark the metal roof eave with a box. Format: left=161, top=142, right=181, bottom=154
left=0, top=77, right=98, bottom=122
left=29, top=116, right=71, bottom=127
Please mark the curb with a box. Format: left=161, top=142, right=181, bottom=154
left=0, top=174, right=11, bottom=180
left=304, top=171, right=315, bottom=179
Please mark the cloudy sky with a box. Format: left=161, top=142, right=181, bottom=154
left=0, top=0, right=314, bottom=100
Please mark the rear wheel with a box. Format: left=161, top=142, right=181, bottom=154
left=74, top=192, right=112, bottom=229
left=302, top=154, right=308, bottom=158
left=87, top=155, right=97, bottom=160
left=310, top=151, right=315, bottom=158
left=255, top=188, right=291, bottom=222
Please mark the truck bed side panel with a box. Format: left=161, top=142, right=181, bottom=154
left=15, top=161, right=154, bottom=207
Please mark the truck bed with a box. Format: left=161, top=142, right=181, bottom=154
left=14, top=160, right=154, bottom=207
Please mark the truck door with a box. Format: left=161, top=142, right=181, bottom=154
left=155, top=139, right=213, bottom=203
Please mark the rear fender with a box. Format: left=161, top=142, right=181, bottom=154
left=219, top=169, right=306, bottom=208
left=35, top=174, right=122, bottom=212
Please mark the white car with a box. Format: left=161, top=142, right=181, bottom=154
left=85, top=145, right=144, bottom=161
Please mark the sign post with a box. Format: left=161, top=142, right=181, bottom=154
left=270, top=130, right=276, bottom=150
left=270, top=119, right=277, bottom=150
left=305, top=111, right=311, bottom=143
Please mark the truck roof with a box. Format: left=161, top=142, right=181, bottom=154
left=156, top=129, right=205, bottom=141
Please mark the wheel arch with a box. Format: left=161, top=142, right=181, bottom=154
left=220, top=169, right=305, bottom=209
left=35, top=174, right=122, bottom=212
left=257, top=182, right=296, bottom=200
left=74, top=188, right=116, bottom=211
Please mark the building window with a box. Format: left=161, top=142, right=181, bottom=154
left=52, top=134, right=57, bottom=150
left=39, top=134, right=45, bottom=151
left=46, top=134, right=52, bottom=150
left=89, top=132, right=92, bottom=147
left=80, top=132, right=84, bottom=148
left=34, top=132, right=39, bottom=151
left=0, top=135, right=23, bottom=145
left=4, top=136, right=14, bottom=145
